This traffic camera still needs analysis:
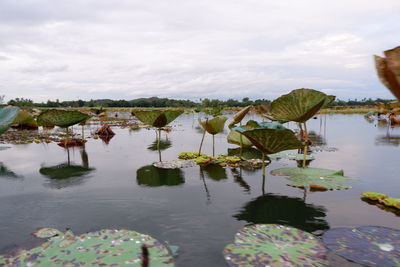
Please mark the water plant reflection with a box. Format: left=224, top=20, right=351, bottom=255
left=136, top=165, right=184, bottom=187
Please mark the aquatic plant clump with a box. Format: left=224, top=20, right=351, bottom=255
left=223, top=224, right=328, bottom=266
left=0, top=228, right=175, bottom=266
left=322, top=226, right=400, bottom=267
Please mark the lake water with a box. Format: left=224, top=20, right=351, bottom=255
left=0, top=113, right=399, bottom=266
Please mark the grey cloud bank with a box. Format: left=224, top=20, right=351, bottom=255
left=0, top=0, right=399, bottom=102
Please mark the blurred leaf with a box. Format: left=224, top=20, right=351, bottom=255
left=37, top=109, right=90, bottom=128
left=0, top=107, right=20, bottom=135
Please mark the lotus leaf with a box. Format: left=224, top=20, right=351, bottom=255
left=37, top=109, right=90, bottom=128
left=136, top=165, right=184, bottom=186
left=194, top=155, right=213, bottom=165
left=375, top=46, right=400, bottom=100
left=381, top=197, right=400, bottom=209
left=0, top=228, right=175, bottom=266
left=227, top=130, right=253, bottom=147
left=362, top=192, right=388, bottom=201
left=268, top=89, right=328, bottom=122
left=199, top=116, right=228, bottom=135
left=320, top=95, right=336, bottom=109
left=234, top=128, right=303, bottom=155
left=269, top=152, right=315, bottom=161
left=134, top=110, right=183, bottom=128
left=322, top=226, right=400, bottom=267
left=153, top=159, right=196, bottom=169
left=12, top=110, right=38, bottom=128
left=271, top=168, right=354, bottom=190
left=40, top=163, right=94, bottom=180
left=0, top=107, right=20, bottom=135
left=223, top=224, right=328, bottom=267
left=229, top=105, right=252, bottom=127
left=178, top=152, right=203, bottom=159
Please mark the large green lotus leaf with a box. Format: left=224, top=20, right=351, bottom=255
left=199, top=116, right=228, bottom=135
left=12, top=110, right=38, bottom=127
left=223, top=224, right=328, bottom=266
left=235, top=128, right=303, bottom=154
left=321, top=95, right=336, bottom=109
left=0, top=107, right=20, bottom=135
left=37, top=109, right=90, bottom=128
left=322, top=226, right=400, bottom=267
left=227, top=130, right=253, bottom=147
left=134, top=110, right=183, bottom=128
left=136, top=165, right=184, bottom=186
left=271, top=167, right=354, bottom=190
left=269, top=89, right=328, bottom=122
left=0, top=228, right=175, bottom=266
left=40, top=163, right=94, bottom=179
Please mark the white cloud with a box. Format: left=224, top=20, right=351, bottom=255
left=0, top=0, right=399, bottom=102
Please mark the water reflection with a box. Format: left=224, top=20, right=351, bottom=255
left=361, top=198, right=400, bottom=216
left=136, top=165, right=184, bottom=187
left=227, top=147, right=262, bottom=160
left=375, top=134, right=400, bottom=146
left=200, top=165, right=227, bottom=181
left=308, top=131, right=326, bottom=146
left=0, top=162, right=21, bottom=179
left=230, top=168, right=251, bottom=193
left=234, top=193, right=329, bottom=232
left=147, top=138, right=172, bottom=151
left=40, top=147, right=95, bottom=189
left=99, top=134, right=114, bottom=145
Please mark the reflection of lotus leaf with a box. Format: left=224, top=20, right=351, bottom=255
left=268, top=89, right=330, bottom=122
left=199, top=116, right=228, bottom=135
left=12, top=110, right=38, bottom=127
left=234, top=127, right=303, bottom=155
left=271, top=168, right=354, bottom=190
left=0, top=228, right=174, bottom=266
left=37, top=109, right=90, bottom=128
left=147, top=139, right=172, bottom=151
left=201, top=164, right=227, bottom=181
left=227, top=130, right=253, bottom=147
left=134, top=110, right=183, bottom=128
left=376, top=135, right=400, bottom=146
left=227, top=147, right=262, bottom=160
left=234, top=194, right=329, bottom=232
left=323, top=226, right=400, bottom=267
left=136, top=165, right=184, bottom=186
left=0, top=162, right=20, bottom=178
left=224, top=224, right=328, bottom=267
left=0, top=107, right=20, bottom=135
left=40, top=163, right=94, bottom=179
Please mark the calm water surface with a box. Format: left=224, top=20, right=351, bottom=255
left=0, top=114, right=399, bottom=266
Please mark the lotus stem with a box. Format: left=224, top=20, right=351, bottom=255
left=81, top=125, right=84, bottom=139
left=302, top=122, right=308, bottom=168
left=65, top=127, right=69, bottom=148
left=212, top=134, right=215, bottom=157
left=157, top=128, right=161, bottom=162
left=239, top=121, right=243, bottom=157
left=198, top=130, right=206, bottom=155
left=262, top=153, right=266, bottom=177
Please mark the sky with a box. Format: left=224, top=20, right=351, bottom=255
left=0, top=0, right=399, bottom=103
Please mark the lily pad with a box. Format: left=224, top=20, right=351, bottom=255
left=223, top=224, right=328, bottom=267
left=133, top=110, right=183, bottom=128
left=271, top=168, right=354, bottom=190
left=381, top=197, right=400, bottom=209
left=153, top=159, right=196, bottom=169
left=0, top=106, right=20, bottom=135
left=0, top=228, right=175, bottom=266
left=269, top=152, right=315, bottom=161
left=37, top=109, right=90, bottom=128
left=136, top=165, right=184, bottom=186
left=199, top=116, right=228, bottom=135
left=322, top=226, right=400, bottom=267
left=268, top=89, right=329, bottom=122
left=362, top=192, right=388, bottom=201
left=178, top=152, right=203, bottom=159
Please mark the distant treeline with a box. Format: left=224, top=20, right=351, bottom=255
left=4, top=96, right=396, bottom=108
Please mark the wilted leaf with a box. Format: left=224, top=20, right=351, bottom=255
left=223, top=224, right=328, bottom=267
left=0, top=107, right=20, bottom=135
left=37, top=109, right=90, bottom=128
left=375, top=46, right=400, bottom=100
left=229, top=106, right=252, bottom=127
left=134, top=110, right=183, bottom=128
left=199, top=116, right=228, bottom=135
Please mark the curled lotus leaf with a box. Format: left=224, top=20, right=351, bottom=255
left=227, top=130, right=253, bottom=147
left=0, top=228, right=175, bottom=266
left=134, top=110, right=183, bottom=128
left=229, top=105, right=252, bottom=127
left=375, top=46, right=400, bottom=100
left=234, top=128, right=303, bottom=155
left=12, top=110, right=38, bottom=128
left=361, top=192, right=388, bottom=201
left=199, top=116, right=228, bottom=135
left=268, top=89, right=328, bottom=122
left=271, top=167, right=354, bottom=190
left=322, top=226, right=400, bottom=267
left=37, top=109, right=90, bottom=128
left=0, top=107, right=20, bottom=135
left=223, top=224, right=328, bottom=267
left=320, top=95, right=336, bottom=109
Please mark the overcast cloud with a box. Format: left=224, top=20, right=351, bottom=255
left=0, top=0, right=399, bottom=102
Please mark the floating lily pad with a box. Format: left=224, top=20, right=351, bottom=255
left=269, top=152, right=315, bottom=161
left=381, top=197, right=400, bottom=209
left=0, top=107, right=20, bottom=135
left=271, top=168, right=354, bottom=190
left=322, top=226, right=400, bottom=267
left=153, top=160, right=196, bottom=169
left=362, top=192, right=388, bottom=201
left=199, top=116, right=228, bottom=135
left=37, top=110, right=90, bottom=128
left=178, top=152, right=203, bottom=160
left=133, top=110, right=183, bottom=128
left=136, top=165, right=184, bottom=186
left=0, top=228, right=175, bottom=266
left=223, top=224, right=328, bottom=267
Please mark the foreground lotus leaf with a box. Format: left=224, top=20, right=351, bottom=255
left=320, top=95, right=336, bottom=109
left=37, top=109, right=90, bottom=128
left=0, top=107, right=20, bottom=135
left=375, top=46, right=400, bottom=100
left=268, top=89, right=329, bottom=122
left=0, top=228, right=175, bottom=266
left=199, top=116, right=228, bottom=135
left=134, top=110, right=183, bottom=128
left=271, top=168, right=354, bottom=190
left=234, top=127, right=303, bottom=155
left=362, top=192, right=388, bottom=201
left=153, top=159, right=196, bottom=169
left=322, top=226, right=400, bottom=267
left=227, top=130, right=253, bottom=147
left=223, top=224, right=328, bottom=267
